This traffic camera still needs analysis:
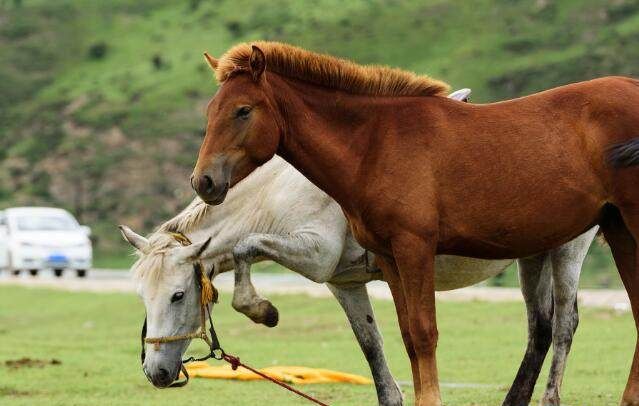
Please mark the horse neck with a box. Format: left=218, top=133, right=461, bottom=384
left=269, top=74, right=374, bottom=212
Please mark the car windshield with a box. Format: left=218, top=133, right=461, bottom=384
left=15, top=215, right=78, bottom=231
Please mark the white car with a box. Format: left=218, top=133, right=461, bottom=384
left=0, top=207, right=92, bottom=277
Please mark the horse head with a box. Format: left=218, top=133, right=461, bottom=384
left=119, top=225, right=213, bottom=388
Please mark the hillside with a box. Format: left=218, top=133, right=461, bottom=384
left=1, top=0, right=638, bottom=281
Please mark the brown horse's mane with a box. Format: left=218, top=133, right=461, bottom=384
left=215, top=41, right=450, bottom=97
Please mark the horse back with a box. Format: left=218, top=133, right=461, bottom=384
left=360, top=77, right=639, bottom=258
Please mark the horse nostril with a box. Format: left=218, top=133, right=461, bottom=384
left=157, top=368, right=171, bottom=385
left=192, top=174, right=215, bottom=196
left=202, top=175, right=213, bottom=194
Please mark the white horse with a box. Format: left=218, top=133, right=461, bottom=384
left=122, top=90, right=596, bottom=406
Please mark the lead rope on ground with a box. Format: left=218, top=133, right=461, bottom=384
left=219, top=351, right=330, bottom=406
left=207, top=306, right=330, bottom=405
left=205, top=299, right=330, bottom=405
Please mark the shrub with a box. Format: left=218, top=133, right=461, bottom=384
left=87, top=42, right=108, bottom=60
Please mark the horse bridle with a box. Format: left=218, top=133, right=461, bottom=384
left=140, top=232, right=222, bottom=388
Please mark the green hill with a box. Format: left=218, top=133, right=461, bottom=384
left=1, top=0, right=637, bottom=283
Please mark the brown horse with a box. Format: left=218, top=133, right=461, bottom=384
left=191, top=42, right=639, bottom=406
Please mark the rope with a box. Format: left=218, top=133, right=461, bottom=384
left=221, top=353, right=330, bottom=406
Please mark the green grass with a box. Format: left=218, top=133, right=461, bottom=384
left=0, top=285, right=634, bottom=405
left=92, top=249, right=135, bottom=269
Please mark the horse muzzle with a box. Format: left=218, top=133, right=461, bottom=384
left=144, top=363, right=181, bottom=388
left=190, top=173, right=229, bottom=205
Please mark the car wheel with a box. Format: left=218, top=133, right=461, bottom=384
left=11, top=269, right=20, bottom=276
left=53, top=269, right=64, bottom=278
left=29, top=269, right=38, bottom=277
left=76, top=269, right=87, bottom=278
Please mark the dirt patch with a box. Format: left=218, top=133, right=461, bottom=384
left=4, top=358, right=62, bottom=370
left=0, top=386, right=34, bottom=397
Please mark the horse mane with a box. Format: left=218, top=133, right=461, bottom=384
left=131, top=197, right=210, bottom=283
left=131, top=199, right=210, bottom=284
left=130, top=233, right=175, bottom=283
left=158, top=198, right=210, bottom=234
left=216, top=41, right=450, bottom=97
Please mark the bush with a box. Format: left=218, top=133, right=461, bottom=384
left=225, top=21, right=242, bottom=37
left=606, top=0, right=639, bottom=23
left=88, top=42, right=108, bottom=60
left=0, top=15, right=35, bottom=39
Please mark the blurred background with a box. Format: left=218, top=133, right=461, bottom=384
left=2, top=0, right=639, bottom=286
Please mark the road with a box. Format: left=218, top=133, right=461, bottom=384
left=0, top=268, right=631, bottom=311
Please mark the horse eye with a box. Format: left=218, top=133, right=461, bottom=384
left=171, top=291, right=184, bottom=303
left=235, top=106, right=252, bottom=120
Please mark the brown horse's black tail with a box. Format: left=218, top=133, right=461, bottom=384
left=607, top=138, right=639, bottom=168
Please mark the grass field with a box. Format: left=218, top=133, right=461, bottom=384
left=0, top=286, right=635, bottom=405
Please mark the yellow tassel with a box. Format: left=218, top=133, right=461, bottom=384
left=200, top=270, right=218, bottom=305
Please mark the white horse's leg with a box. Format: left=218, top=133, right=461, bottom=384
left=503, top=253, right=554, bottom=406
left=540, top=228, right=597, bottom=406
left=327, top=282, right=403, bottom=406
left=232, top=232, right=340, bottom=326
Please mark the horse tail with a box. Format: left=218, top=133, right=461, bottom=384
left=607, top=138, right=639, bottom=168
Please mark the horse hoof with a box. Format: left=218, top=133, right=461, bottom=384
left=260, top=301, right=279, bottom=327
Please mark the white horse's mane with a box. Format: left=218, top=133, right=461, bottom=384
left=159, top=198, right=211, bottom=234
left=130, top=233, right=176, bottom=283
left=131, top=200, right=211, bottom=283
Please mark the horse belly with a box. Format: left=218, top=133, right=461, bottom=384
left=438, top=195, right=601, bottom=259
left=436, top=155, right=605, bottom=257
left=434, top=256, right=513, bottom=291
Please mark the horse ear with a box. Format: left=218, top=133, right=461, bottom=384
left=118, top=225, right=150, bottom=253
left=176, top=237, right=212, bottom=262
left=448, top=88, right=472, bottom=102
left=249, top=45, right=266, bottom=82
left=203, top=52, right=218, bottom=71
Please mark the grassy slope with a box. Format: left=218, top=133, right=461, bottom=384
left=0, top=286, right=635, bottom=405
left=2, top=0, right=639, bottom=279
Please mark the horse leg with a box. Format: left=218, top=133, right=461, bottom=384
left=391, top=234, right=440, bottom=406
left=376, top=255, right=421, bottom=403
left=502, top=254, right=553, bottom=406
left=327, top=282, right=403, bottom=406
left=541, top=228, right=596, bottom=405
left=602, top=207, right=639, bottom=406
left=232, top=232, right=340, bottom=326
